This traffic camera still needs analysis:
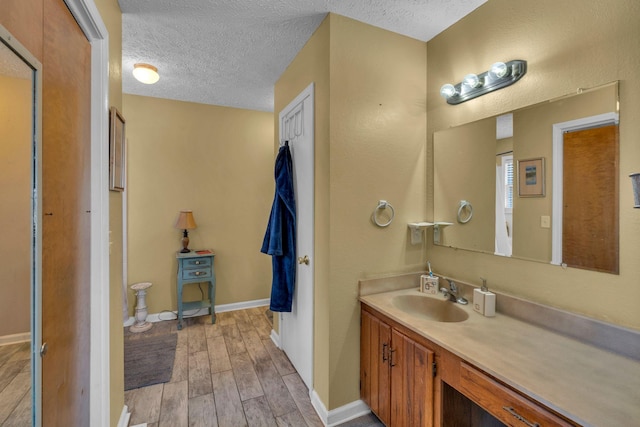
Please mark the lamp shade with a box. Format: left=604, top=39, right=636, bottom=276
left=133, top=63, right=160, bottom=84
left=175, top=210, right=197, bottom=230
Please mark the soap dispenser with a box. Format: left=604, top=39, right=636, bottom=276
left=473, top=277, right=496, bottom=317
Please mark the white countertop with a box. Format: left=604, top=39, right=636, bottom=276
left=360, top=287, right=640, bottom=427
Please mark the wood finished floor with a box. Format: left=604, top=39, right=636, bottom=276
left=125, top=306, right=325, bottom=427
left=0, top=341, right=31, bottom=426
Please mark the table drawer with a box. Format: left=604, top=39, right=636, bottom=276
left=183, top=257, right=212, bottom=268
left=181, top=268, right=212, bottom=280
left=459, top=362, right=574, bottom=427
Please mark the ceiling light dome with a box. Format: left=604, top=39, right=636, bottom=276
left=133, top=63, right=159, bottom=84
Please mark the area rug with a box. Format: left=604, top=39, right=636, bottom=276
left=124, top=332, right=177, bottom=391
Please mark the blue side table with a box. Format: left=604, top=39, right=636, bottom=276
left=176, top=250, right=216, bottom=330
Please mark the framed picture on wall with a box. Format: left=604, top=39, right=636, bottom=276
left=109, top=107, right=126, bottom=191
left=518, top=157, right=545, bottom=197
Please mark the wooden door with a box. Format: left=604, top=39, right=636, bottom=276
left=360, top=309, right=391, bottom=425
left=41, top=0, right=92, bottom=424
left=563, top=124, right=619, bottom=273
left=391, top=329, right=434, bottom=427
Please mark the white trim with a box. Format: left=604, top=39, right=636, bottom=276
left=117, top=405, right=131, bottom=427
left=309, top=391, right=371, bottom=427
left=123, top=298, right=272, bottom=326
left=0, top=333, right=31, bottom=346
left=63, top=1, right=110, bottom=426
left=551, top=112, right=619, bottom=265
left=270, top=329, right=281, bottom=348
left=216, top=298, right=270, bottom=313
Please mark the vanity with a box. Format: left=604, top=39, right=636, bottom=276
left=359, top=273, right=640, bottom=426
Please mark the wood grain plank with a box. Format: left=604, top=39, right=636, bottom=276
left=2, top=387, right=32, bottom=426
left=233, top=310, right=255, bottom=332
left=0, top=359, right=29, bottom=392
left=207, top=336, right=232, bottom=374
left=254, top=360, right=297, bottom=417
left=0, top=371, right=30, bottom=424
left=222, top=324, right=246, bottom=355
left=189, top=351, right=213, bottom=398
left=171, top=338, right=189, bottom=383
left=0, top=344, right=21, bottom=366
left=241, top=329, right=271, bottom=365
left=275, top=409, right=307, bottom=427
left=211, top=370, right=247, bottom=427
left=250, top=315, right=272, bottom=339
left=204, top=322, right=223, bottom=339
left=231, top=352, right=264, bottom=401
left=282, top=373, right=323, bottom=427
left=188, top=324, right=207, bottom=353
left=215, top=311, right=237, bottom=326
left=124, top=382, right=164, bottom=425
left=263, top=339, right=295, bottom=376
left=159, top=380, right=188, bottom=427
left=188, top=393, right=218, bottom=427
left=242, top=396, right=277, bottom=427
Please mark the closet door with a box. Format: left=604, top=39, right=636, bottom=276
left=41, top=0, right=92, bottom=423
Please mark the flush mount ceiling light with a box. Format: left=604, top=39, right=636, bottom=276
left=132, top=63, right=159, bottom=84
left=440, top=60, right=527, bottom=105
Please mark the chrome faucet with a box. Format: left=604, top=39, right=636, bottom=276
left=440, top=279, right=468, bottom=305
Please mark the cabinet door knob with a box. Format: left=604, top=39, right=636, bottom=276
left=40, top=342, right=48, bottom=357
left=390, top=348, right=397, bottom=367
left=382, top=343, right=388, bottom=362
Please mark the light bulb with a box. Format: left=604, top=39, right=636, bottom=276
left=133, top=63, right=160, bottom=84
left=489, top=62, right=509, bottom=79
left=463, top=73, right=481, bottom=88
left=440, top=84, right=456, bottom=99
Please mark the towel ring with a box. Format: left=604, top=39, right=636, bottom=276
left=457, top=200, right=473, bottom=224
left=373, top=200, right=395, bottom=227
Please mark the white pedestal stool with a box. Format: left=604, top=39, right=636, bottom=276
left=130, top=282, right=153, bottom=333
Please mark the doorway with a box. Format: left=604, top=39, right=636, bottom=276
left=278, top=83, right=315, bottom=391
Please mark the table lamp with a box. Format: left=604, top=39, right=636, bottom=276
left=175, top=210, right=197, bottom=253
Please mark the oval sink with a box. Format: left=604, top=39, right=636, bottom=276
left=391, top=294, right=469, bottom=323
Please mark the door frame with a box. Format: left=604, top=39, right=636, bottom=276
left=551, top=112, right=619, bottom=265
left=64, top=1, right=111, bottom=425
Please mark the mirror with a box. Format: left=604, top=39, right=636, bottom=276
left=0, top=25, right=42, bottom=425
left=433, top=82, right=619, bottom=271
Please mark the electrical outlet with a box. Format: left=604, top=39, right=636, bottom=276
left=540, top=215, right=551, bottom=228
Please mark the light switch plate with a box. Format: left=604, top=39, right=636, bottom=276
left=540, top=215, right=551, bottom=228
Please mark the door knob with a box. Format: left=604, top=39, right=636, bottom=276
left=298, top=255, right=310, bottom=265
left=40, top=342, right=48, bottom=357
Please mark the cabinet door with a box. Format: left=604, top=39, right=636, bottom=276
left=391, top=329, right=435, bottom=427
left=361, top=310, right=391, bottom=425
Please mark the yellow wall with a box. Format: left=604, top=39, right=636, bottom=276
left=123, top=95, right=274, bottom=316
left=276, top=14, right=427, bottom=410
left=93, top=0, right=125, bottom=423
left=427, top=0, right=640, bottom=329
left=0, top=75, right=31, bottom=337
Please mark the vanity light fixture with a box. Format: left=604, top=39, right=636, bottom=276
left=440, top=60, right=527, bottom=105
left=133, top=63, right=160, bottom=84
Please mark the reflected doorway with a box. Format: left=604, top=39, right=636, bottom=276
left=0, top=26, right=42, bottom=425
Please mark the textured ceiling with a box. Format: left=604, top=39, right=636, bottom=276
left=119, top=0, right=486, bottom=112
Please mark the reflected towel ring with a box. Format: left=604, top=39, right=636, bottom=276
left=373, top=200, right=395, bottom=227
left=457, top=200, right=473, bottom=223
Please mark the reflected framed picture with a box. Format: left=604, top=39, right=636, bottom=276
left=518, top=157, right=545, bottom=197
left=109, top=107, right=126, bottom=191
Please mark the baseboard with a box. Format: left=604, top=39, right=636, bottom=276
left=270, top=328, right=280, bottom=348
left=310, top=391, right=370, bottom=427
left=124, top=298, right=271, bottom=326
left=117, top=405, right=131, bottom=427
left=0, top=332, right=30, bottom=346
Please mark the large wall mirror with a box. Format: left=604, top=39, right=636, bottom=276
left=0, top=25, right=43, bottom=425
left=433, top=81, right=619, bottom=273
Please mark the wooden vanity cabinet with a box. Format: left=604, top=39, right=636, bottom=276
left=361, top=303, right=578, bottom=427
left=361, top=307, right=435, bottom=427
